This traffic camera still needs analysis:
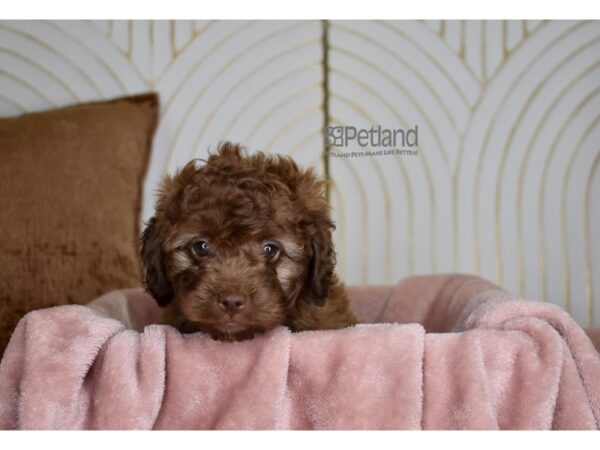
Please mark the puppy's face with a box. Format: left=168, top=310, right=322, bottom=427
left=141, top=143, right=335, bottom=341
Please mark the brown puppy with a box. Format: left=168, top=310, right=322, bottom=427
left=141, top=142, right=356, bottom=341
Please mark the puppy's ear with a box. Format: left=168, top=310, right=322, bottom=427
left=140, top=217, right=174, bottom=307
left=305, top=218, right=336, bottom=306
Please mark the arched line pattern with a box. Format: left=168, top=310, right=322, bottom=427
left=377, top=21, right=478, bottom=111
left=0, top=42, right=81, bottom=102
left=519, top=66, right=600, bottom=299
left=539, top=90, right=600, bottom=307
left=288, top=130, right=322, bottom=159
left=335, top=21, right=492, bottom=274
left=453, top=22, right=549, bottom=275
left=0, top=90, right=27, bottom=112
left=331, top=45, right=451, bottom=173
left=188, top=40, right=321, bottom=155
left=331, top=87, right=435, bottom=274
left=163, top=21, right=310, bottom=171
left=454, top=20, right=548, bottom=144
left=480, top=21, right=486, bottom=82
left=245, top=89, right=320, bottom=145
left=471, top=21, right=591, bottom=282
left=0, top=23, right=102, bottom=99
left=1, top=20, right=598, bottom=324
left=585, top=152, right=600, bottom=326
left=329, top=178, right=348, bottom=279
left=46, top=21, right=131, bottom=93
left=261, top=108, right=320, bottom=154
left=561, top=113, right=600, bottom=313
left=259, top=107, right=320, bottom=160
left=496, top=39, right=600, bottom=297
left=329, top=68, right=418, bottom=276
left=125, top=21, right=153, bottom=85
left=0, top=67, right=55, bottom=107
left=333, top=22, right=467, bottom=140
left=424, top=20, right=482, bottom=85
left=160, top=21, right=254, bottom=116
left=221, top=67, right=321, bottom=139
left=168, top=20, right=215, bottom=60
left=328, top=117, right=370, bottom=284
left=330, top=95, right=392, bottom=283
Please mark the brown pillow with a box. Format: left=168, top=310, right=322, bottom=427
left=0, top=93, right=159, bottom=356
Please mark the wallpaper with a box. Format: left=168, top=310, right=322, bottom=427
left=0, top=20, right=598, bottom=326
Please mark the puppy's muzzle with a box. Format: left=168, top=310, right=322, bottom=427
left=218, top=292, right=246, bottom=316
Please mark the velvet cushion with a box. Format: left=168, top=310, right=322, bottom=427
left=0, top=93, right=159, bottom=356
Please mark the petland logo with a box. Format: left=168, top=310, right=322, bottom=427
left=324, top=125, right=419, bottom=148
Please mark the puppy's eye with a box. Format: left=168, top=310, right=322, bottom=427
left=192, top=240, right=210, bottom=256
left=263, top=243, right=280, bottom=261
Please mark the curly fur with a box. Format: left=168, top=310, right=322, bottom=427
left=141, top=142, right=356, bottom=341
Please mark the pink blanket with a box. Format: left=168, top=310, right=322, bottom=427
left=1, top=274, right=599, bottom=429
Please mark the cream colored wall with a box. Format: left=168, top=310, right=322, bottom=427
left=0, top=20, right=598, bottom=326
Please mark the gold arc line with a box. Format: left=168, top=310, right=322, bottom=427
left=455, top=20, right=549, bottom=171
left=329, top=114, right=374, bottom=284
left=332, top=22, right=468, bottom=134
left=262, top=118, right=320, bottom=158
left=161, top=20, right=295, bottom=116
left=332, top=71, right=436, bottom=273
left=224, top=78, right=321, bottom=141
left=459, top=20, right=466, bottom=60
left=481, top=21, right=487, bottom=83
left=240, top=83, right=321, bottom=139
left=329, top=179, right=348, bottom=281
left=330, top=20, right=467, bottom=274
left=0, top=43, right=81, bottom=102
left=321, top=19, right=331, bottom=205
left=454, top=20, right=549, bottom=274
left=169, top=20, right=175, bottom=57
left=471, top=20, right=591, bottom=282
left=149, top=21, right=155, bottom=83
left=89, top=20, right=109, bottom=36
left=161, top=20, right=216, bottom=78
left=0, top=89, right=27, bottom=112
left=161, top=21, right=256, bottom=162
left=188, top=40, right=321, bottom=156
left=331, top=45, right=453, bottom=171
left=518, top=62, right=600, bottom=300
left=329, top=94, right=393, bottom=283
left=46, top=20, right=133, bottom=92
left=193, top=20, right=212, bottom=36
left=108, top=20, right=126, bottom=53
left=261, top=107, right=320, bottom=156
left=539, top=89, right=600, bottom=308
left=585, top=152, right=600, bottom=327
left=561, top=112, right=600, bottom=314
left=0, top=24, right=98, bottom=99
left=502, top=20, right=508, bottom=58
left=332, top=97, right=414, bottom=279
left=162, top=21, right=311, bottom=172
left=494, top=38, right=600, bottom=297
left=287, top=129, right=321, bottom=159
left=381, top=20, right=481, bottom=94
left=455, top=27, right=539, bottom=273
left=0, top=68, right=56, bottom=107
left=330, top=68, right=427, bottom=275
left=127, top=20, right=132, bottom=59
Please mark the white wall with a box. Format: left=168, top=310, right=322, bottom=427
left=1, top=20, right=599, bottom=326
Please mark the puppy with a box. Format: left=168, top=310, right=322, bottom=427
left=140, top=142, right=356, bottom=341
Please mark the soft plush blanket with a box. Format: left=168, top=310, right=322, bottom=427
left=1, top=274, right=599, bottom=429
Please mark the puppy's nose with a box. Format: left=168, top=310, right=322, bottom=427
left=218, top=292, right=246, bottom=316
